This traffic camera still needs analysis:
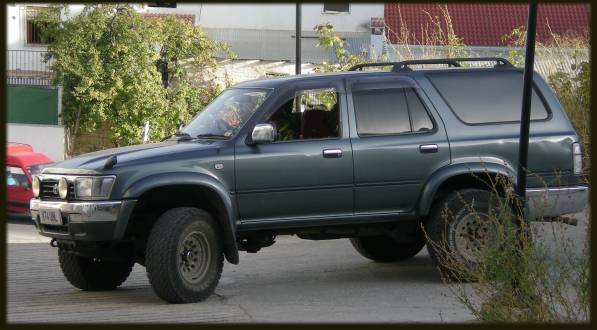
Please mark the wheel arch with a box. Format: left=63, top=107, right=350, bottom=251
left=417, top=159, right=517, bottom=217
left=123, top=173, right=239, bottom=264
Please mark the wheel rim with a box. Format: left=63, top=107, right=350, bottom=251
left=177, top=231, right=211, bottom=285
left=451, top=211, right=492, bottom=264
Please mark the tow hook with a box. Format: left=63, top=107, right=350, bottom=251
left=50, top=238, right=58, bottom=248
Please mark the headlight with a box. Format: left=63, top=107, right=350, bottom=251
left=74, top=176, right=115, bottom=199
left=32, top=176, right=41, bottom=198
left=58, top=177, right=69, bottom=199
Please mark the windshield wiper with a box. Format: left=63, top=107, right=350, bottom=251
left=196, top=133, right=229, bottom=140
left=172, top=131, right=194, bottom=141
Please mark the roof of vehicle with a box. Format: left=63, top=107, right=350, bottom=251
left=6, top=151, right=53, bottom=168
left=233, top=70, right=374, bottom=89
left=7, top=142, right=34, bottom=154
left=232, top=65, right=524, bottom=89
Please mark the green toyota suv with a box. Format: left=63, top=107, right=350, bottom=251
left=30, top=58, right=588, bottom=303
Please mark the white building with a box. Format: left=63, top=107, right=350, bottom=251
left=6, top=3, right=384, bottom=160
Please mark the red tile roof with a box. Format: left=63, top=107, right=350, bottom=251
left=384, top=3, right=590, bottom=46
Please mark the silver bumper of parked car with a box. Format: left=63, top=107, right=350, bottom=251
left=526, top=185, right=589, bottom=219
left=30, top=199, right=123, bottom=223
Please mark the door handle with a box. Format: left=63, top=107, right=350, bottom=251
left=323, top=149, right=343, bottom=158
left=419, top=144, right=438, bottom=153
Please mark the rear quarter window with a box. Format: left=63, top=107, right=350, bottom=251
left=427, top=71, right=550, bottom=124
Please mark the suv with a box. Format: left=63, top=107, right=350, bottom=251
left=30, top=58, right=588, bottom=303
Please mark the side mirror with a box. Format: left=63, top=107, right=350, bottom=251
left=250, top=123, right=276, bottom=144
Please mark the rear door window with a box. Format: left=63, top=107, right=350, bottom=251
left=427, top=70, right=550, bottom=124
left=352, top=88, right=434, bottom=136
left=353, top=89, right=410, bottom=135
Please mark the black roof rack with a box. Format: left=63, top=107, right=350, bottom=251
left=348, top=57, right=514, bottom=72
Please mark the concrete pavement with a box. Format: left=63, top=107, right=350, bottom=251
left=6, top=209, right=588, bottom=323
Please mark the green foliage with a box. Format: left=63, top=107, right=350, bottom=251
left=426, top=175, right=590, bottom=322
left=500, top=27, right=526, bottom=67
left=313, top=22, right=371, bottom=73
left=36, top=4, right=229, bottom=153
left=549, top=61, right=591, bottom=179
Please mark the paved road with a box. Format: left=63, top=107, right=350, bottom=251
left=6, top=210, right=588, bottom=324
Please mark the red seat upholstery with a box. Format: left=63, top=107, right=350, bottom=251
left=301, top=110, right=333, bottom=139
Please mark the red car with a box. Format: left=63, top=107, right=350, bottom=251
left=6, top=143, right=53, bottom=215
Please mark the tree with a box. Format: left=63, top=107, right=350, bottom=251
left=313, top=22, right=370, bottom=72
left=36, top=4, right=230, bottom=154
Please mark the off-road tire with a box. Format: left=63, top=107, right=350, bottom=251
left=58, top=249, right=134, bottom=291
left=145, top=207, right=224, bottom=304
left=350, top=232, right=426, bottom=262
left=425, top=189, right=504, bottom=282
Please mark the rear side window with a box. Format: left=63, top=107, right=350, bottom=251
left=405, top=89, right=433, bottom=132
left=427, top=71, right=550, bottom=124
left=352, top=88, right=434, bottom=135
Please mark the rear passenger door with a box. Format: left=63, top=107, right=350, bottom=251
left=347, top=76, right=450, bottom=214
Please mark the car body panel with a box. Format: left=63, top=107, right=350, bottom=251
left=234, top=77, right=353, bottom=221
left=6, top=143, right=53, bottom=214
left=345, top=76, right=451, bottom=214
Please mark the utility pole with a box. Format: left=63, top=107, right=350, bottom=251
left=295, top=2, right=301, bottom=75
left=516, top=3, right=538, bottom=213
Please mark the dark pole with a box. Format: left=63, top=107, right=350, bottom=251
left=295, top=2, right=301, bottom=75
left=515, top=3, right=538, bottom=209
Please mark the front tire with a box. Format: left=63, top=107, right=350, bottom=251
left=58, top=249, right=134, bottom=291
left=146, top=207, right=224, bottom=303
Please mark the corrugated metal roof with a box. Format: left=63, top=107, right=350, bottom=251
left=204, top=28, right=370, bottom=63
left=141, top=13, right=196, bottom=24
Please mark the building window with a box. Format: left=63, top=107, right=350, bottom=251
left=25, top=7, right=56, bottom=45
left=147, top=2, right=177, bottom=8
left=323, top=3, right=350, bottom=14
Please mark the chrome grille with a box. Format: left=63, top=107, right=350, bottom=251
left=39, top=179, right=74, bottom=200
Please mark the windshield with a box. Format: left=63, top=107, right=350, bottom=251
left=181, top=88, right=270, bottom=139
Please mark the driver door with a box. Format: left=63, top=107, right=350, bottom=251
left=234, top=79, right=354, bottom=222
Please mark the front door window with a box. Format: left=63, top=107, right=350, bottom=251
left=265, top=88, right=340, bottom=142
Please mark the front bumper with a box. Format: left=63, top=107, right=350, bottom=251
left=526, top=185, right=589, bottom=219
left=30, top=199, right=137, bottom=241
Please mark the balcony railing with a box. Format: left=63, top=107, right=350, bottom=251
left=7, top=50, right=54, bottom=86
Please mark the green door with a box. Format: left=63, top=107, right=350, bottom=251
left=7, top=85, right=59, bottom=125
left=347, top=77, right=450, bottom=214
left=234, top=80, right=354, bottom=222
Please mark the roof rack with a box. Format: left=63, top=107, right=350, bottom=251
left=348, top=57, right=514, bottom=72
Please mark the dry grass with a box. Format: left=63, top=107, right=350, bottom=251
left=423, top=174, right=590, bottom=322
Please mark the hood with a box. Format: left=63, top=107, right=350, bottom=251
left=44, top=140, right=225, bottom=174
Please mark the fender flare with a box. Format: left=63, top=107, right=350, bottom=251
left=417, top=158, right=517, bottom=216
left=123, top=172, right=239, bottom=264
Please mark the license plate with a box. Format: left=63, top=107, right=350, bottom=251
left=39, top=209, right=63, bottom=225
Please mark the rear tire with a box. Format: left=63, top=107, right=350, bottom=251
left=425, top=189, right=504, bottom=281
left=58, top=249, right=134, bottom=291
left=145, top=207, right=224, bottom=303
left=350, top=232, right=426, bottom=262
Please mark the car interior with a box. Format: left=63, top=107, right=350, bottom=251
left=267, top=88, right=339, bottom=141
